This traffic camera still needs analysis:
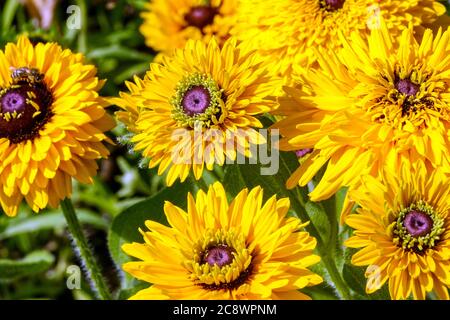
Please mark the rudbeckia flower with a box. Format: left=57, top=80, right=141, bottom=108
left=122, top=182, right=322, bottom=299
left=0, top=36, right=114, bottom=216
left=140, top=0, right=237, bottom=55
left=345, top=161, right=450, bottom=300
left=274, top=24, right=450, bottom=212
left=115, top=38, right=278, bottom=186
left=232, top=0, right=446, bottom=84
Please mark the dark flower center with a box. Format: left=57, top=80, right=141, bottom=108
left=202, top=245, right=234, bottom=267
left=323, top=0, right=345, bottom=11
left=403, top=210, right=433, bottom=238
left=393, top=201, right=444, bottom=252
left=296, top=148, right=313, bottom=158
left=182, top=86, right=211, bottom=116
left=396, top=79, right=419, bottom=96
left=184, top=5, right=217, bottom=29
left=171, top=73, right=223, bottom=128
left=0, top=78, right=53, bottom=143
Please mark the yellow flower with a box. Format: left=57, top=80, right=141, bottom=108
left=113, top=76, right=144, bottom=135
left=115, top=38, right=278, bottom=186
left=122, top=182, right=322, bottom=299
left=140, top=0, right=237, bottom=56
left=232, top=0, right=446, bottom=85
left=0, top=36, right=114, bottom=216
left=274, top=24, right=450, bottom=213
left=345, top=160, right=450, bottom=300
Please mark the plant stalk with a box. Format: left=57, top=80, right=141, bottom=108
left=61, top=198, right=111, bottom=300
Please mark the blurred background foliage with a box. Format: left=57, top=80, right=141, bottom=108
left=0, top=0, right=449, bottom=301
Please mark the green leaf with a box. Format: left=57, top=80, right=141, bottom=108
left=342, top=263, right=368, bottom=298
left=223, top=116, right=302, bottom=198
left=305, top=201, right=331, bottom=247
left=116, top=282, right=148, bottom=300
left=0, top=209, right=108, bottom=240
left=108, top=181, right=194, bottom=294
left=302, top=282, right=339, bottom=300
left=222, top=163, right=246, bottom=198
left=0, top=250, right=55, bottom=281
left=223, top=149, right=308, bottom=202
left=223, top=149, right=316, bottom=238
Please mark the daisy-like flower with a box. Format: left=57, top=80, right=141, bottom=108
left=140, top=0, right=237, bottom=55
left=0, top=36, right=114, bottom=216
left=115, top=38, right=278, bottom=186
left=231, top=0, right=446, bottom=84
left=274, top=24, right=450, bottom=211
left=345, top=161, right=450, bottom=300
left=122, top=182, right=322, bottom=299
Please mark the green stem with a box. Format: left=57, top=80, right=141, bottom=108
left=326, top=203, right=351, bottom=299
left=75, top=0, right=88, bottom=53
left=322, top=256, right=352, bottom=300
left=61, top=198, right=111, bottom=300
left=293, top=185, right=351, bottom=300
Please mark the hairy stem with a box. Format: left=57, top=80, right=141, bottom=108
left=61, top=198, right=111, bottom=300
left=321, top=255, right=351, bottom=300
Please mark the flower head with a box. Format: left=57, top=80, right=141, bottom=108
left=232, top=0, right=446, bottom=84
left=140, top=0, right=237, bottom=55
left=274, top=24, right=450, bottom=209
left=122, top=182, right=322, bottom=299
left=345, top=161, right=450, bottom=300
left=0, top=36, right=114, bottom=216
left=115, top=38, right=278, bottom=186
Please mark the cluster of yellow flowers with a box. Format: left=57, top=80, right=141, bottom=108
left=1, top=0, right=450, bottom=300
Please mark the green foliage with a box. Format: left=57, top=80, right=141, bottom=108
left=0, top=210, right=107, bottom=241
left=108, top=181, right=196, bottom=297
left=0, top=250, right=54, bottom=282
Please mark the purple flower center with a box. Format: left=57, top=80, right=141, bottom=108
left=396, top=79, right=419, bottom=96
left=203, top=245, right=234, bottom=267
left=403, top=210, right=433, bottom=237
left=296, top=148, right=313, bottom=158
left=0, top=83, right=53, bottom=143
left=1, top=91, right=26, bottom=113
left=182, top=86, right=211, bottom=116
left=325, top=0, right=345, bottom=10
left=184, top=6, right=217, bottom=29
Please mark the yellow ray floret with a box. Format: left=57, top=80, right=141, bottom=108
left=122, top=182, right=322, bottom=300
left=0, top=36, right=114, bottom=216
left=345, top=160, right=450, bottom=300
left=140, top=0, right=237, bottom=56
left=274, top=23, right=450, bottom=214
left=115, top=37, right=279, bottom=186
left=232, top=0, right=446, bottom=86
